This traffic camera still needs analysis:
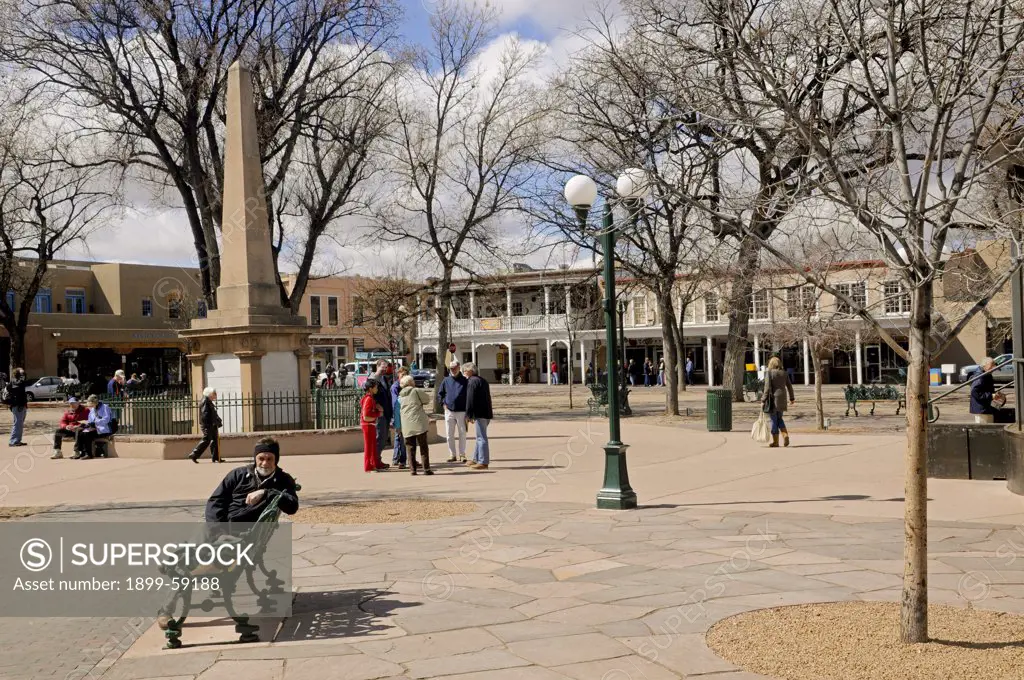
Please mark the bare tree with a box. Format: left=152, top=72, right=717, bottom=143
left=625, top=0, right=876, bottom=404
left=350, top=275, right=422, bottom=361
left=376, top=0, right=548, bottom=411
left=0, top=93, right=119, bottom=369
left=4, top=0, right=397, bottom=308
left=539, top=11, right=719, bottom=415
left=712, top=0, right=1024, bottom=642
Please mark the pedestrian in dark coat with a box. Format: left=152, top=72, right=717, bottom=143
left=189, top=387, right=223, bottom=463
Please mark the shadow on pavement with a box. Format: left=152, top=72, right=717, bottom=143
left=276, top=589, right=418, bottom=642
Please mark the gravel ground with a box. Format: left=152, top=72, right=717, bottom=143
left=290, top=499, right=477, bottom=524
left=707, top=601, right=1024, bottom=680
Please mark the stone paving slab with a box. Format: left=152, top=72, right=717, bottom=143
left=0, top=500, right=1000, bottom=679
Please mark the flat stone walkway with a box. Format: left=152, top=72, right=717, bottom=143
left=5, top=415, right=1024, bottom=679
left=21, top=498, right=1022, bottom=680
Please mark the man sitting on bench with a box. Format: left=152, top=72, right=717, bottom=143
left=72, top=394, right=115, bottom=459
left=205, top=437, right=299, bottom=523
left=51, top=397, right=89, bottom=459
left=157, top=437, right=299, bottom=632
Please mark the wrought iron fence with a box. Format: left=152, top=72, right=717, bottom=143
left=104, top=389, right=362, bottom=435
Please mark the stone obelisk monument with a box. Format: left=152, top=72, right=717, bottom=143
left=180, top=62, right=314, bottom=432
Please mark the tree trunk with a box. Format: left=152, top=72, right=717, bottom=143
left=658, top=291, right=679, bottom=415
left=811, top=350, right=825, bottom=430
left=7, top=325, right=25, bottom=370
left=674, top=303, right=688, bottom=393
left=724, top=236, right=760, bottom=402
left=434, top=282, right=452, bottom=416
left=901, top=281, right=933, bottom=643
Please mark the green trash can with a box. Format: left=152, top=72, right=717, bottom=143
left=707, top=389, right=734, bottom=432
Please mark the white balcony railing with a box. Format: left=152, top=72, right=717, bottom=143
left=416, top=313, right=574, bottom=338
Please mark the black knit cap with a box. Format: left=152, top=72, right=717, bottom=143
left=254, top=439, right=280, bottom=464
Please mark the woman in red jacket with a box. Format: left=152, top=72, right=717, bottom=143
left=361, top=379, right=384, bottom=472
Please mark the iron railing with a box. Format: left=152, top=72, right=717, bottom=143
left=104, top=389, right=362, bottom=435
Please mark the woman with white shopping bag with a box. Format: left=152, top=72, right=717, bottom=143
left=761, top=356, right=796, bottom=447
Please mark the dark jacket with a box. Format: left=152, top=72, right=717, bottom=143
left=199, top=396, right=222, bottom=432
left=373, top=373, right=393, bottom=419
left=106, top=378, right=123, bottom=398
left=466, top=375, right=493, bottom=420
left=204, top=464, right=299, bottom=523
left=970, top=372, right=996, bottom=415
left=437, top=374, right=468, bottom=411
left=6, top=378, right=27, bottom=408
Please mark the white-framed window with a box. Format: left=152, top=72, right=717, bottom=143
left=167, top=294, right=181, bottom=319
left=337, top=344, right=348, bottom=360
left=683, top=302, right=695, bottom=324
left=512, top=301, right=524, bottom=316
left=633, top=297, right=648, bottom=325
left=327, top=297, right=339, bottom=326
left=142, top=297, right=152, bottom=317
left=786, top=286, right=817, bottom=319
left=705, top=292, right=720, bottom=322
left=310, top=295, right=322, bottom=326
left=834, top=281, right=867, bottom=316
left=884, top=280, right=911, bottom=315
left=749, top=290, right=769, bottom=320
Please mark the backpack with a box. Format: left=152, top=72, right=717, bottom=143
left=108, top=417, right=119, bottom=435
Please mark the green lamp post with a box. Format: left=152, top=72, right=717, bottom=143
left=564, top=170, right=646, bottom=510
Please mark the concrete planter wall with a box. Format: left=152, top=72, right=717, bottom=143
left=99, top=419, right=445, bottom=460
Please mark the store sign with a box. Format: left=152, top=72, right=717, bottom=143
left=479, top=319, right=503, bottom=331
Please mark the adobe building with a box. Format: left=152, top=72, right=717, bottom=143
left=1, top=259, right=205, bottom=384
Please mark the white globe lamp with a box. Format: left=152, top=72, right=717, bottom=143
left=616, top=168, right=648, bottom=200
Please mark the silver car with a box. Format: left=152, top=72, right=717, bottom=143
left=25, top=376, right=65, bottom=401
left=959, top=353, right=1014, bottom=384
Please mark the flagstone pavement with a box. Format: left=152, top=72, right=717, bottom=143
left=6, top=417, right=1024, bottom=679
left=9, top=497, right=1024, bottom=680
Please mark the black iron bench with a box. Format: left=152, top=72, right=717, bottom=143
left=158, top=485, right=298, bottom=649
left=844, top=384, right=905, bottom=416
left=743, top=373, right=764, bottom=403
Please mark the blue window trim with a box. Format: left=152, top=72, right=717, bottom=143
left=33, top=288, right=52, bottom=314
left=65, top=289, right=86, bottom=314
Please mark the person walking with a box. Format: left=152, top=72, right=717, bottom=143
left=360, top=379, right=385, bottom=472
left=762, top=356, right=795, bottom=447
left=398, top=374, right=433, bottom=475
left=52, top=396, right=89, bottom=459
left=189, top=387, right=223, bottom=463
left=657, top=358, right=665, bottom=386
left=685, top=354, right=694, bottom=386
left=643, top=358, right=654, bottom=387
left=550, top=359, right=559, bottom=385
left=391, top=367, right=409, bottom=469
left=5, top=368, right=28, bottom=447
left=463, top=362, right=493, bottom=470
left=436, top=360, right=468, bottom=462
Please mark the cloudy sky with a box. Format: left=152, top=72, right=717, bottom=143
left=65, top=0, right=607, bottom=275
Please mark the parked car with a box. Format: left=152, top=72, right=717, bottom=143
left=26, top=376, right=64, bottom=401
left=412, top=369, right=436, bottom=389
left=959, top=353, right=1014, bottom=384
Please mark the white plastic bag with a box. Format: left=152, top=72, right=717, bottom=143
left=751, top=412, right=771, bottom=444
